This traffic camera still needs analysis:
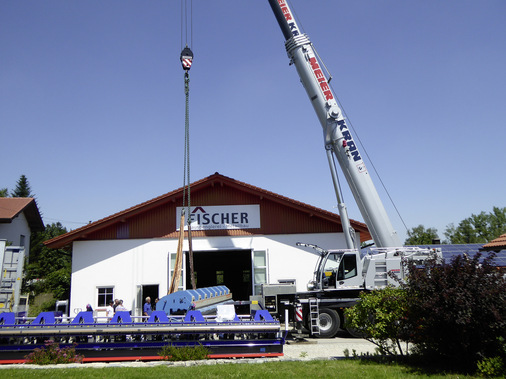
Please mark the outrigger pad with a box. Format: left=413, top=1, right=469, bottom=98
left=184, top=310, right=205, bottom=322
left=0, top=312, right=15, bottom=325
left=71, top=311, right=94, bottom=324
left=32, top=312, right=55, bottom=325
left=110, top=311, right=132, bottom=324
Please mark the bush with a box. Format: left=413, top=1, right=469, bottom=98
left=401, top=252, right=506, bottom=370
left=25, top=340, right=84, bottom=365
left=158, top=343, right=209, bottom=361
left=345, top=287, right=409, bottom=356
left=477, top=356, right=504, bottom=377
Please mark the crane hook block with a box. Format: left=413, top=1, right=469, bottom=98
left=180, top=46, right=193, bottom=71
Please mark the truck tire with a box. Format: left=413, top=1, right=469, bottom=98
left=317, top=308, right=340, bottom=338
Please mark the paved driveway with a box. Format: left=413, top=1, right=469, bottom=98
left=282, top=335, right=378, bottom=360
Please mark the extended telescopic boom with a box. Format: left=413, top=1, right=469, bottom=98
left=268, top=0, right=401, bottom=248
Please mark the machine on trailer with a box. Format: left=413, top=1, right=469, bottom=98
left=0, top=286, right=283, bottom=363
left=258, top=0, right=441, bottom=337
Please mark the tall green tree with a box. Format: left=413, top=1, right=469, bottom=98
left=444, top=206, right=506, bottom=244
left=24, top=223, right=71, bottom=303
left=404, top=225, right=440, bottom=245
left=11, top=174, right=34, bottom=197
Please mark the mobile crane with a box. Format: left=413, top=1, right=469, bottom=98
left=261, top=0, right=440, bottom=337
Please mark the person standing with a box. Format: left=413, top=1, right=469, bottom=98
left=113, top=299, right=119, bottom=312
left=106, top=300, right=114, bottom=321
left=143, top=297, right=152, bottom=319
left=115, top=300, right=127, bottom=312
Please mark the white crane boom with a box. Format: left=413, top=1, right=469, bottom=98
left=268, top=0, right=402, bottom=248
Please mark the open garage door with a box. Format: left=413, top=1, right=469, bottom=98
left=186, top=250, right=252, bottom=301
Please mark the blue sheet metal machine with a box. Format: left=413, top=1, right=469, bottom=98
left=156, top=285, right=233, bottom=315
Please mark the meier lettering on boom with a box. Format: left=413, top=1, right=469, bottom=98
left=309, top=57, right=333, bottom=101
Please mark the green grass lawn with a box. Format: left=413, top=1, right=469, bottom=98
left=0, top=359, right=480, bottom=378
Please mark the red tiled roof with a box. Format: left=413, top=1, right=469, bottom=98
left=483, top=233, right=506, bottom=249
left=0, top=197, right=44, bottom=231
left=45, top=172, right=370, bottom=248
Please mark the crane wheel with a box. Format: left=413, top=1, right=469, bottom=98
left=317, top=308, right=340, bottom=338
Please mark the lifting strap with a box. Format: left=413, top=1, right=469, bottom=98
left=182, top=58, right=196, bottom=291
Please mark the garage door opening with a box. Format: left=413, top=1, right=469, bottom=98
left=186, top=250, right=252, bottom=301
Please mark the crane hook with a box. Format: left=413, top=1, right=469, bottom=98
left=180, top=46, right=193, bottom=72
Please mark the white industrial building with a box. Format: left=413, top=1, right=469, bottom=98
left=46, top=173, right=370, bottom=317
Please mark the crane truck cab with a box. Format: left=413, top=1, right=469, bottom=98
left=304, top=243, right=443, bottom=292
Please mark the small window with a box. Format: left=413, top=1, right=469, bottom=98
left=97, top=287, right=114, bottom=307
left=170, top=253, right=184, bottom=291
left=336, top=255, right=358, bottom=281
left=253, top=250, right=267, bottom=295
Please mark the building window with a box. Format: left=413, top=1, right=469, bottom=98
left=97, top=287, right=114, bottom=307
left=170, top=252, right=185, bottom=291
left=253, top=250, right=267, bottom=295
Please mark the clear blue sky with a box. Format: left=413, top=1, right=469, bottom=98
left=2, top=0, right=505, bottom=244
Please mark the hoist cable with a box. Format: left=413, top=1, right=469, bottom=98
left=180, top=0, right=192, bottom=50
left=183, top=72, right=196, bottom=290
left=329, top=80, right=410, bottom=234
left=179, top=0, right=195, bottom=289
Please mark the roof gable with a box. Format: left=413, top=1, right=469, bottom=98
left=0, top=197, right=44, bottom=232
left=45, top=173, right=370, bottom=248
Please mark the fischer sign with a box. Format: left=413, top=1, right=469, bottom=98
left=176, top=205, right=260, bottom=231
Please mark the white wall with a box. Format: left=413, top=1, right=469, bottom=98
left=70, top=232, right=350, bottom=316
left=0, top=213, right=31, bottom=251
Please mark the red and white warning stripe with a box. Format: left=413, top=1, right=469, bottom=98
left=295, top=304, right=303, bottom=322
left=181, top=58, right=192, bottom=70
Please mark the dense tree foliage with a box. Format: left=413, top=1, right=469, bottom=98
left=401, top=252, right=506, bottom=369
left=405, top=206, right=505, bottom=245
left=0, top=188, right=8, bottom=197
left=24, top=223, right=71, bottom=306
left=444, top=206, right=506, bottom=244
left=11, top=174, right=34, bottom=197
left=404, top=225, right=440, bottom=245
